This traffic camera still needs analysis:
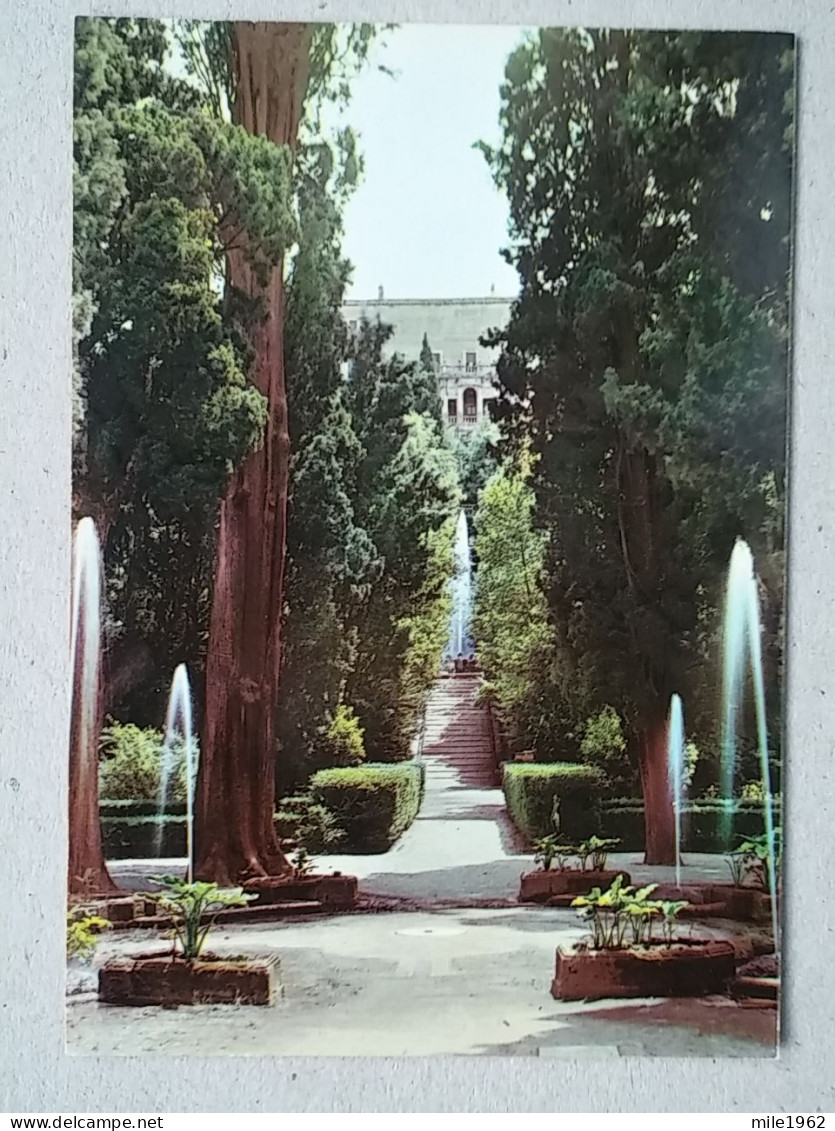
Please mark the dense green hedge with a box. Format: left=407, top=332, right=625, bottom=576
left=311, top=762, right=425, bottom=853
left=101, top=814, right=186, bottom=858
left=502, top=762, right=604, bottom=841
left=100, top=799, right=187, bottom=818
left=599, top=799, right=781, bottom=852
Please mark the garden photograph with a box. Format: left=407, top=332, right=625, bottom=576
left=66, top=17, right=793, bottom=1058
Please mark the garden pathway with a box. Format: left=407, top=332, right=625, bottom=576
left=324, top=673, right=529, bottom=903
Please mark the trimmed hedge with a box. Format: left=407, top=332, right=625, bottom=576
left=100, top=799, right=187, bottom=818
left=311, top=762, right=425, bottom=853
left=599, top=799, right=781, bottom=853
left=102, top=814, right=186, bottom=859
left=502, top=762, right=604, bottom=841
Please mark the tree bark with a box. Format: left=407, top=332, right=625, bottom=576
left=194, top=22, right=313, bottom=885
left=638, top=713, right=676, bottom=865
left=616, top=435, right=676, bottom=865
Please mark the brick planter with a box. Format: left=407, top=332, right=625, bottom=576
left=551, top=940, right=737, bottom=1001
left=99, top=952, right=280, bottom=1006
left=79, top=895, right=158, bottom=925
left=712, top=884, right=773, bottom=924
left=243, top=872, right=358, bottom=910
left=519, top=869, right=630, bottom=905
left=648, top=882, right=773, bottom=924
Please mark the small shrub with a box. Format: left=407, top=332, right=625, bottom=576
left=740, top=780, right=764, bottom=803
left=311, top=762, right=423, bottom=852
left=99, top=722, right=188, bottom=804
left=67, top=906, right=110, bottom=962
left=321, top=704, right=366, bottom=768
left=503, top=762, right=604, bottom=841
left=144, top=876, right=254, bottom=961
left=273, top=794, right=345, bottom=853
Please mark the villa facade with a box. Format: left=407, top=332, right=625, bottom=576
left=341, top=293, right=514, bottom=430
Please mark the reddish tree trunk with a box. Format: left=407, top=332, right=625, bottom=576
left=638, top=714, right=676, bottom=865
left=616, top=438, right=676, bottom=866
left=195, top=23, right=313, bottom=885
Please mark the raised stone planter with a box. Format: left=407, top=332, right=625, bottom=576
left=243, top=872, right=358, bottom=910
left=519, top=869, right=630, bottom=905
left=82, top=895, right=157, bottom=925
left=551, top=940, right=737, bottom=1001
left=98, top=952, right=280, bottom=1006
left=648, top=882, right=773, bottom=924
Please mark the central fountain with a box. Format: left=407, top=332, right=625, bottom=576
left=446, top=509, right=474, bottom=662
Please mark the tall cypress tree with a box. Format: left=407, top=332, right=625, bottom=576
left=481, top=29, right=792, bottom=861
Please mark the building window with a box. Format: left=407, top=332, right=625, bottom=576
left=447, top=398, right=457, bottom=421
left=463, top=387, right=477, bottom=419
left=465, top=351, right=477, bottom=372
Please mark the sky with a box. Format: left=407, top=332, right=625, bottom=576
left=327, top=25, right=526, bottom=301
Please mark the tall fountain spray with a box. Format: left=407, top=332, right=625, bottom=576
left=721, top=539, right=779, bottom=944
left=446, top=510, right=473, bottom=659
left=667, top=693, right=686, bottom=890
left=70, top=518, right=101, bottom=762
left=68, top=517, right=115, bottom=893
left=158, top=664, right=197, bottom=882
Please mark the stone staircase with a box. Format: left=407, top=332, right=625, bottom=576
left=419, top=674, right=497, bottom=816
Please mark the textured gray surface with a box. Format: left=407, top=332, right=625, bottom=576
left=1, top=0, right=833, bottom=1113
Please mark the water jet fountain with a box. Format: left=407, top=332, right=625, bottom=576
left=158, top=664, right=197, bottom=882
left=720, top=539, right=779, bottom=945
left=68, top=517, right=116, bottom=894
left=667, top=693, right=686, bottom=890
left=446, top=510, right=474, bottom=663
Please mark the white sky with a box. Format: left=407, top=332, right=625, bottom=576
left=329, top=25, right=526, bottom=301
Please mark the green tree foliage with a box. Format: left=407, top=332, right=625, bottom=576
left=73, top=18, right=299, bottom=720
left=343, top=324, right=458, bottom=760
left=472, top=455, right=567, bottom=757
left=98, top=722, right=188, bottom=803
left=579, top=707, right=636, bottom=798
left=453, top=418, right=501, bottom=507
left=480, top=29, right=792, bottom=858
left=275, top=124, right=379, bottom=793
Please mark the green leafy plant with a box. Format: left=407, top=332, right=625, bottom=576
left=657, top=900, right=689, bottom=946
left=725, top=848, right=749, bottom=886
left=571, top=878, right=688, bottom=950
left=533, top=834, right=574, bottom=871
left=735, top=828, right=782, bottom=891
left=583, top=835, right=620, bottom=871
left=144, top=876, right=255, bottom=962
left=67, top=906, right=111, bottom=961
